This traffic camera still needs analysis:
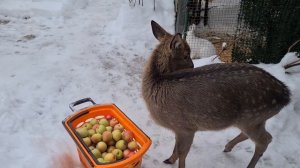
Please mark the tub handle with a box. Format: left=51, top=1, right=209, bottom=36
left=69, top=97, right=96, bottom=112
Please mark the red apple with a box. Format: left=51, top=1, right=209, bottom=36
left=102, top=131, right=113, bottom=142
left=109, top=118, right=119, bottom=127
left=92, top=124, right=100, bottom=130
left=105, top=115, right=113, bottom=120
left=123, top=149, right=131, bottom=158
left=128, top=151, right=135, bottom=158
left=122, top=130, right=134, bottom=142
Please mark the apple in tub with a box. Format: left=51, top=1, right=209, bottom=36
left=75, top=116, right=141, bottom=163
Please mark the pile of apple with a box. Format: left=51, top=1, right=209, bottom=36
left=75, top=115, right=139, bottom=163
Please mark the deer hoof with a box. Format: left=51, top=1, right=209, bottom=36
left=163, top=159, right=173, bottom=164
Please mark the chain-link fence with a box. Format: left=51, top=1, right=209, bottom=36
left=175, top=0, right=300, bottom=63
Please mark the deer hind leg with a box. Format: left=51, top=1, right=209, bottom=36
left=224, top=132, right=248, bottom=152
left=164, top=131, right=195, bottom=168
left=242, top=122, right=272, bottom=168
left=163, top=140, right=178, bottom=164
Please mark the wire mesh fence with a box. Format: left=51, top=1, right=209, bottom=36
left=233, top=0, right=300, bottom=63
left=175, top=0, right=300, bottom=63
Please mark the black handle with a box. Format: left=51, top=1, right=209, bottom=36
left=69, top=97, right=96, bottom=112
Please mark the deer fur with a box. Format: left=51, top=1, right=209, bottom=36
left=142, top=20, right=291, bottom=168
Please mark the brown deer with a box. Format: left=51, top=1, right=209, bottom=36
left=142, top=20, right=291, bottom=168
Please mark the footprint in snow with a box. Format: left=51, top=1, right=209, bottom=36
left=0, top=19, right=10, bottom=25
left=17, top=34, right=36, bottom=42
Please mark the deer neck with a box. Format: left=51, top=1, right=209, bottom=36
left=142, top=48, right=172, bottom=99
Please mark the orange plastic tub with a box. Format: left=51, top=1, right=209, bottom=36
left=62, top=98, right=152, bottom=168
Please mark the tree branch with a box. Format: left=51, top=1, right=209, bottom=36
left=288, top=39, right=300, bottom=52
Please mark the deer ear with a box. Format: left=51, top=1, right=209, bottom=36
left=170, top=33, right=183, bottom=50
left=151, top=20, right=169, bottom=41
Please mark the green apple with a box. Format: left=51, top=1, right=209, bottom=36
left=88, top=129, right=96, bottom=136
left=112, top=130, right=122, bottom=141
left=96, top=125, right=106, bottom=134
left=104, top=153, right=116, bottom=162
left=99, top=118, right=109, bottom=127
left=83, top=123, right=92, bottom=130
left=76, top=127, right=89, bottom=138
left=115, top=140, right=127, bottom=150
left=106, top=126, right=113, bottom=132
left=83, top=137, right=92, bottom=146
left=112, top=149, right=123, bottom=160
left=128, top=141, right=138, bottom=151
left=96, top=141, right=107, bottom=153
left=102, top=131, right=113, bottom=142
left=89, top=118, right=98, bottom=125
left=97, top=158, right=106, bottom=163
left=91, top=133, right=102, bottom=144
left=91, top=148, right=102, bottom=158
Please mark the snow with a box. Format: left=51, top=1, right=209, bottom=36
left=0, top=0, right=299, bottom=168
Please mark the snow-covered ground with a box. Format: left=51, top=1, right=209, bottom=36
left=0, top=0, right=299, bottom=168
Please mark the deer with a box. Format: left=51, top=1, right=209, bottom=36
left=141, top=20, right=291, bottom=168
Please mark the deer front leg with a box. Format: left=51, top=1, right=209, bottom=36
left=164, top=131, right=195, bottom=168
